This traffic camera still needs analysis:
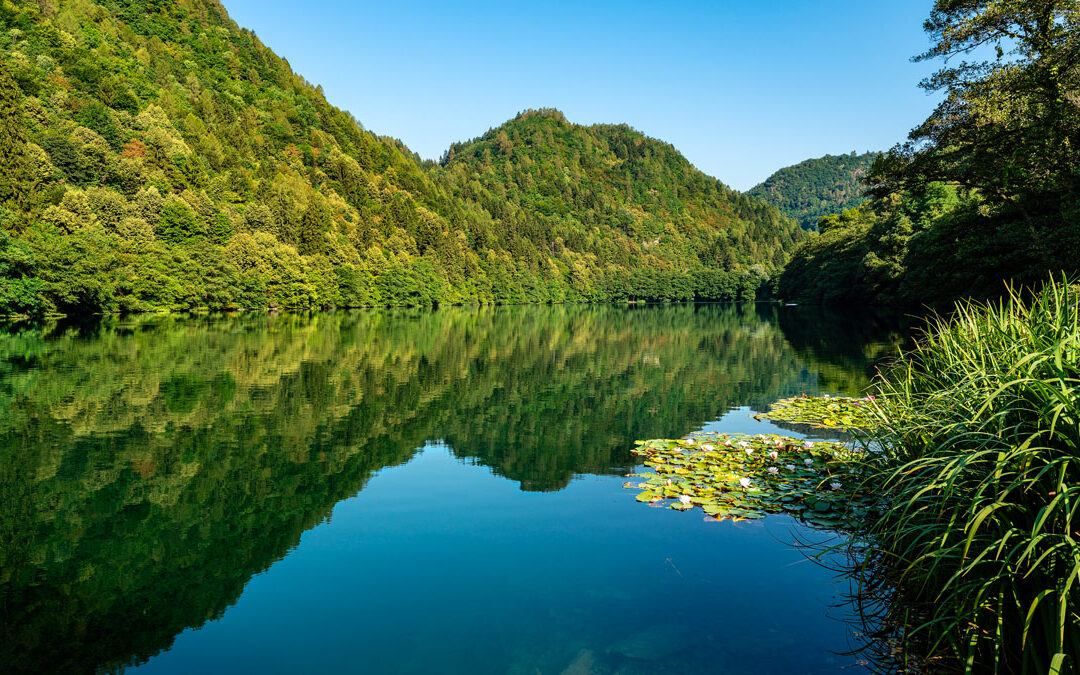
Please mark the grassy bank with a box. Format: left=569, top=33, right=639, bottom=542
left=854, top=279, right=1080, bottom=673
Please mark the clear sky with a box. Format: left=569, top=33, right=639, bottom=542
left=220, top=1, right=941, bottom=191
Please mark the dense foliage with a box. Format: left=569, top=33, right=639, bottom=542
left=779, top=183, right=990, bottom=306
left=747, top=152, right=878, bottom=230
left=780, top=1, right=1080, bottom=307
left=0, top=0, right=802, bottom=316
left=854, top=279, right=1080, bottom=673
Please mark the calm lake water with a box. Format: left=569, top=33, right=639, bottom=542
left=0, top=304, right=908, bottom=674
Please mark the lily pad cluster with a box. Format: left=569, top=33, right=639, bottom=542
left=626, top=432, right=874, bottom=529
left=755, top=394, right=881, bottom=431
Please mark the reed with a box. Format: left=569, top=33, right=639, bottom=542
left=855, top=278, right=1080, bottom=673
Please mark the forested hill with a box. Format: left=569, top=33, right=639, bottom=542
left=747, top=152, right=878, bottom=229
left=438, top=110, right=804, bottom=298
left=0, top=0, right=803, bottom=316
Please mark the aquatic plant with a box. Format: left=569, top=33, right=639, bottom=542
left=626, top=432, right=872, bottom=529
left=755, top=394, right=882, bottom=430
left=852, top=278, right=1080, bottom=673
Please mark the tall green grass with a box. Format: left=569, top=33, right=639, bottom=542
left=855, top=278, right=1080, bottom=673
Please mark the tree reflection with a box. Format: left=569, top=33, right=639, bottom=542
left=0, top=304, right=899, bottom=673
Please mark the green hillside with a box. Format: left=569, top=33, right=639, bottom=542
left=0, top=0, right=803, bottom=316
left=747, top=152, right=878, bottom=229
left=438, top=110, right=804, bottom=301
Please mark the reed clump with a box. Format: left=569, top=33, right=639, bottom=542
left=855, top=278, right=1080, bottom=673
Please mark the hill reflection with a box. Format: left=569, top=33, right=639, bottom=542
left=0, top=304, right=901, bottom=673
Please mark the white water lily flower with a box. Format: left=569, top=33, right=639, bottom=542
left=702, top=444, right=715, bottom=451
left=723, top=440, right=732, bottom=447
left=679, top=495, right=692, bottom=504
left=803, top=441, right=814, bottom=450
left=739, top=477, right=752, bottom=488
left=804, top=458, right=814, bottom=466
left=830, top=482, right=843, bottom=491
left=769, top=451, right=779, bottom=461
left=745, top=448, right=754, bottom=456
left=774, top=439, right=783, bottom=447
left=785, top=464, right=796, bottom=471
left=738, top=440, right=749, bottom=448
left=767, top=466, right=779, bottom=475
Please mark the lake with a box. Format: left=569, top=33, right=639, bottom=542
left=0, top=303, right=908, bottom=674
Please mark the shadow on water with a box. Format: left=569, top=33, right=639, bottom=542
left=0, top=303, right=909, bottom=674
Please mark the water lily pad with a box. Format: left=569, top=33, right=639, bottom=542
left=753, top=394, right=882, bottom=431
left=625, top=430, right=873, bottom=530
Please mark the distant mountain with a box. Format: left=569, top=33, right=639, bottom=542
left=0, top=0, right=804, bottom=315
left=747, top=152, right=879, bottom=230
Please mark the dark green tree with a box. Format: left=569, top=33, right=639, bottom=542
left=156, top=200, right=202, bottom=245
left=869, top=0, right=1080, bottom=216
left=298, top=198, right=331, bottom=256
left=0, top=68, right=31, bottom=225
left=781, top=0, right=1080, bottom=308
left=0, top=230, right=47, bottom=314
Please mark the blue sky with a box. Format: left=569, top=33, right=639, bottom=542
left=221, top=1, right=941, bottom=191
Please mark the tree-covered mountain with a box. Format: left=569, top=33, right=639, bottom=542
left=437, top=109, right=805, bottom=300
left=0, top=0, right=803, bottom=316
left=747, top=152, right=879, bottom=230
